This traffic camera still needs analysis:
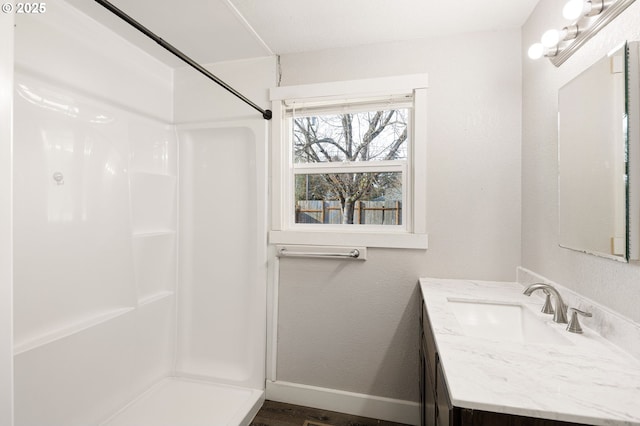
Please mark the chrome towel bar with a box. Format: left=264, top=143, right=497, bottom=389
left=276, top=246, right=365, bottom=260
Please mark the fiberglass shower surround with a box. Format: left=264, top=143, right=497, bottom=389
left=12, top=1, right=267, bottom=425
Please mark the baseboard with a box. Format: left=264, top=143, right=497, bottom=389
left=265, top=380, right=420, bottom=425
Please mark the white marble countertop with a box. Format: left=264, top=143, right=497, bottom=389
left=419, top=277, right=640, bottom=426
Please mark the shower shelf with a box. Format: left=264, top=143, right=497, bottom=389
left=132, top=230, right=175, bottom=238
left=130, top=171, right=176, bottom=178
left=138, top=291, right=174, bottom=307
left=13, top=307, right=135, bottom=356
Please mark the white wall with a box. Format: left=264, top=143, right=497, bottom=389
left=0, top=8, right=14, bottom=426
left=522, top=0, right=640, bottom=323
left=274, top=30, right=522, bottom=403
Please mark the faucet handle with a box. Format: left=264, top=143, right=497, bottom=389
left=566, top=307, right=592, bottom=334
left=541, top=290, right=554, bottom=314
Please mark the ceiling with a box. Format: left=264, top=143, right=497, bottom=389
left=69, top=0, right=539, bottom=66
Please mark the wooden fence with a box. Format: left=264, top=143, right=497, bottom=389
left=296, top=200, right=402, bottom=225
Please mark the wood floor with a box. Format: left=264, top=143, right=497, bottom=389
left=250, top=400, right=411, bottom=426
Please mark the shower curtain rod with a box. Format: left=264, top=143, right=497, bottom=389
left=94, top=0, right=273, bottom=120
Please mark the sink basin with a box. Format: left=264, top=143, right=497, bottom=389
left=447, top=298, right=571, bottom=345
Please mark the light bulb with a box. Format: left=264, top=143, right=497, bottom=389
left=563, top=0, right=588, bottom=20
left=541, top=29, right=561, bottom=47
left=528, top=43, right=545, bottom=60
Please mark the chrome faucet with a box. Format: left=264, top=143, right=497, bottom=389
left=523, top=283, right=568, bottom=324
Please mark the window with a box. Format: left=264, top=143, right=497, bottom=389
left=292, top=106, right=409, bottom=227
left=270, top=75, right=428, bottom=249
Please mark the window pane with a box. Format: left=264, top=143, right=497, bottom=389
left=293, top=109, right=409, bottom=164
left=294, top=172, right=402, bottom=225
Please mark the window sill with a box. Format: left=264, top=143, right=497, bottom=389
left=269, top=230, right=428, bottom=249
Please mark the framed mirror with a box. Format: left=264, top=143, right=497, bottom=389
left=558, top=41, right=640, bottom=261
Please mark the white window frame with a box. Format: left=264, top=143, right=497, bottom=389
left=269, top=74, right=428, bottom=249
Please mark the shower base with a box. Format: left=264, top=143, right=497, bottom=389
left=102, top=377, right=264, bottom=426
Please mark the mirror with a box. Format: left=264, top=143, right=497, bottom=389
left=558, top=42, right=640, bottom=261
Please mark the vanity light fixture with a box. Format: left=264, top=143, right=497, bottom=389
left=528, top=0, right=636, bottom=66
left=562, top=0, right=605, bottom=20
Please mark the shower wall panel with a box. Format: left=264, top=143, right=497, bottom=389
left=176, top=124, right=267, bottom=391
left=13, top=73, right=137, bottom=349
left=14, top=0, right=173, bottom=122
left=13, top=72, right=177, bottom=426
left=0, top=9, right=14, bottom=426
left=13, top=1, right=177, bottom=425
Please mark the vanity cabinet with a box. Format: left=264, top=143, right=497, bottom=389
left=420, top=298, right=458, bottom=426
left=419, top=291, right=586, bottom=426
left=419, top=302, right=437, bottom=426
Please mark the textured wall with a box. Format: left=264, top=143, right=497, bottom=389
left=522, top=0, right=640, bottom=323
left=275, top=30, right=523, bottom=402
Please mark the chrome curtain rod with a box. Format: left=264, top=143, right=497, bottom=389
left=93, top=0, right=273, bottom=120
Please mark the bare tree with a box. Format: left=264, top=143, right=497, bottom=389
left=293, top=109, right=407, bottom=224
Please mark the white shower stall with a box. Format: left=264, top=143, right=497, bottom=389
left=10, top=2, right=268, bottom=425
